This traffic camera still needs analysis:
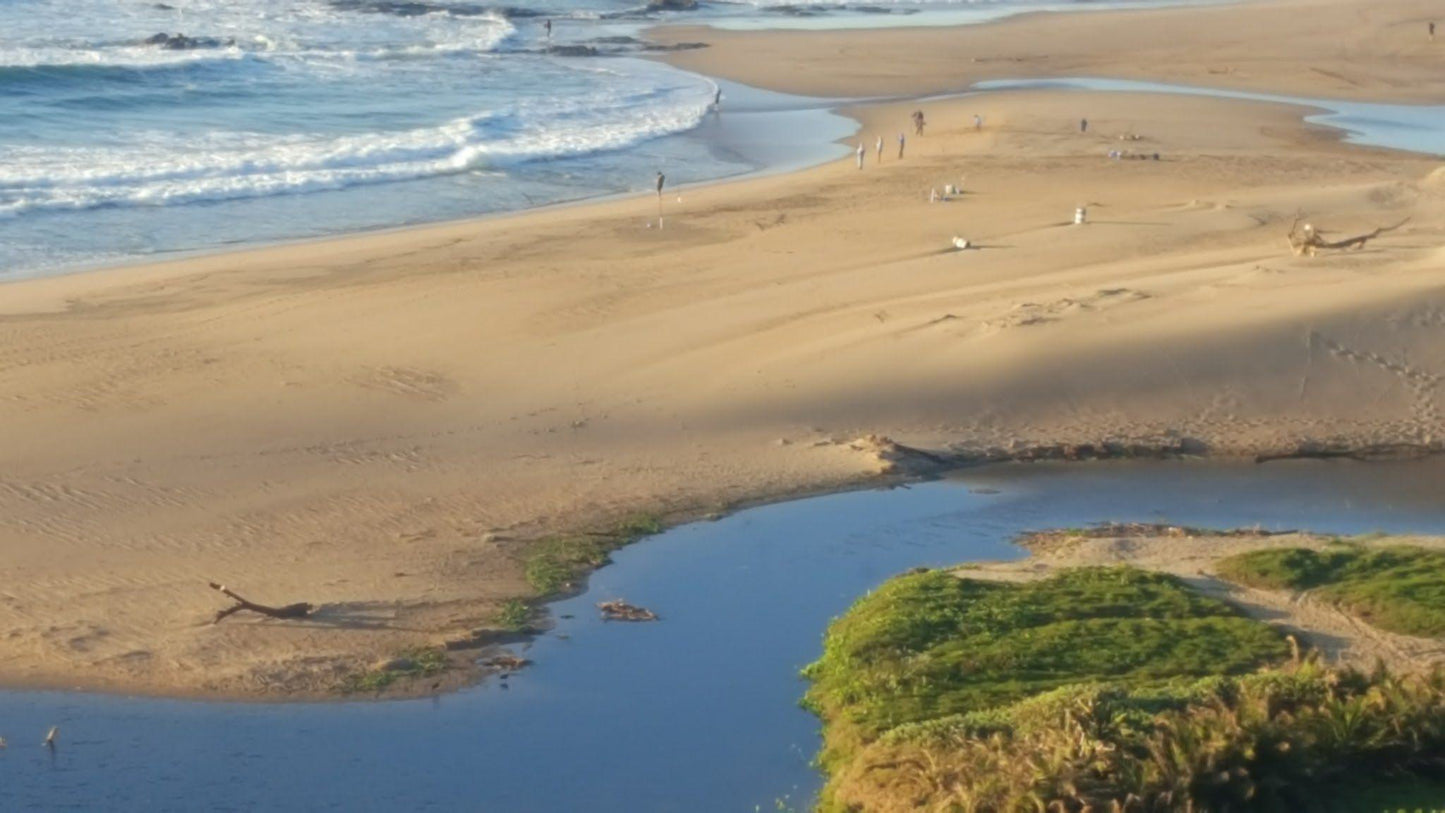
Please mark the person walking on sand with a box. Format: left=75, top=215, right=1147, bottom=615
left=912, top=110, right=925, bottom=136
left=973, top=114, right=983, bottom=131
left=1080, top=117, right=1088, bottom=133
left=897, top=132, right=906, bottom=160
left=1431, top=21, right=1436, bottom=41
left=875, top=135, right=884, bottom=164
left=855, top=142, right=865, bottom=169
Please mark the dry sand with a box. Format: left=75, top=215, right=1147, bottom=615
left=656, top=0, right=1445, bottom=102
left=962, top=528, right=1445, bottom=672
left=1, top=0, right=1443, bottom=697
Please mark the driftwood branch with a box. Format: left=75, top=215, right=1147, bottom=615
left=1287, top=216, right=1409, bottom=256
left=209, top=582, right=314, bottom=624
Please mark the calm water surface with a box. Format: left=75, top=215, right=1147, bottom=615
left=2, top=459, right=1444, bottom=811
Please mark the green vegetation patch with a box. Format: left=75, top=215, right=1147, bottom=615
left=804, top=564, right=1445, bottom=812
left=835, top=662, right=1445, bottom=812
left=340, top=646, right=449, bottom=694
left=524, top=513, right=662, bottom=596
left=496, top=599, right=532, bottom=632
left=1217, top=543, right=1445, bottom=637
left=803, top=567, right=1288, bottom=741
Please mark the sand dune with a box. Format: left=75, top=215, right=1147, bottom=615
left=1, top=0, right=1443, bottom=696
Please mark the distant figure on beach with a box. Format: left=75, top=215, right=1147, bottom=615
left=1431, top=21, right=1436, bottom=40
left=544, top=19, right=552, bottom=41
left=856, top=142, right=865, bottom=169
left=973, top=114, right=983, bottom=131
left=911, top=110, right=925, bottom=136
left=1080, top=117, right=1088, bottom=133
left=713, top=87, right=722, bottom=112
left=875, top=135, right=883, bottom=163
left=897, top=132, right=905, bottom=159
left=655, top=171, right=665, bottom=197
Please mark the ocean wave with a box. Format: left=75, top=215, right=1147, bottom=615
left=0, top=42, right=251, bottom=70
left=0, top=84, right=712, bottom=217
left=0, top=0, right=514, bottom=71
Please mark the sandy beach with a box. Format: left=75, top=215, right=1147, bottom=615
left=1, top=0, right=1442, bottom=698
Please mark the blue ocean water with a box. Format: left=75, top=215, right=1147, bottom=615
left=0, top=0, right=1224, bottom=277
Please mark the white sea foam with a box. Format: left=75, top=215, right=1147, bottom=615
left=0, top=0, right=513, bottom=69
left=0, top=76, right=712, bottom=217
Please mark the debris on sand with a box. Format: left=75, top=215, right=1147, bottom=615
left=483, top=652, right=531, bottom=671
left=597, top=599, right=658, bottom=622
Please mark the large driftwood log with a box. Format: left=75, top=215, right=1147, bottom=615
left=1287, top=215, right=1409, bottom=256
left=208, top=582, right=314, bottom=624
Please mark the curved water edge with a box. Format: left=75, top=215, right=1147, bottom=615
left=3, top=458, right=1445, bottom=810
left=0, top=0, right=1296, bottom=278
left=975, top=77, right=1445, bottom=157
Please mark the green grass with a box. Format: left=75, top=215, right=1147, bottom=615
left=831, top=662, right=1445, bottom=812
left=803, top=567, right=1288, bottom=740
left=1217, top=543, right=1445, bottom=637
left=802, top=564, right=1445, bottom=812
left=523, top=513, right=662, bottom=596
left=340, top=647, right=449, bottom=693
left=496, top=599, right=532, bottom=632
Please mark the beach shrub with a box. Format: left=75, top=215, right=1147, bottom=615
left=801, top=565, right=1443, bottom=810
left=803, top=567, right=1288, bottom=736
left=1217, top=544, right=1445, bottom=637
left=826, top=660, right=1445, bottom=812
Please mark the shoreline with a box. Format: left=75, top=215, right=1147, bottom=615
left=11, top=0, right=1444, bottom=289
left=3, top=445, right=1444, bottom=704
left=1, top=0, right=1444, bottom=700
left=0, top=78, right=855, bottom=287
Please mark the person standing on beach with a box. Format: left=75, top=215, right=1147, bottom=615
left=1080, top=117, right=1088, bottom=133
left=855, top=142, right=865, bottom=169
left=912, top=110, right=925, bottom=136
left=1431, top=21, right=1436, bottom=40
left=875, top=135, right=883, bottom=164
left=897, top=132, right=905, bottom=160
left=973, top=114, right=983, bottom=131
left=655, top=171, right=665, bottom=198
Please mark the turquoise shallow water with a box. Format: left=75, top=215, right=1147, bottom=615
left=1, top=459, right=1443, bottom=811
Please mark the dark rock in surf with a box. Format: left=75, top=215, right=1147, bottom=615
left=639, top=41, right=709, bottom=52
left=328, top=0, right=508, bottom=17
left=547, top=44, right=601, bottom=57
left=144, top=32, right=235, bottom=50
